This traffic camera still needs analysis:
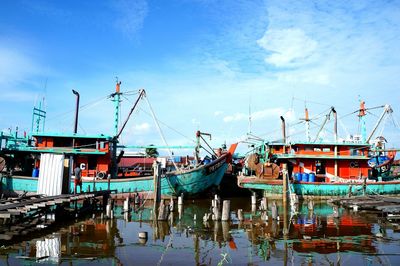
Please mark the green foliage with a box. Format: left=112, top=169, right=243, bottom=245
left=145, top=145, right=159, bottom=158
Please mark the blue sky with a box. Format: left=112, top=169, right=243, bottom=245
left=1, top=0, right=400, bottom=154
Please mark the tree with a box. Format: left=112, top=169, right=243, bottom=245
left=145, top=145, right=159, bottom=158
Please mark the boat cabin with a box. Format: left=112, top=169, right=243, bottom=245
left=32, top=133, right=113, bottom=178
left=258, top=141, right=371, bottom=180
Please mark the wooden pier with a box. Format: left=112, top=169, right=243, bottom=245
left=331, top=195, right=400, bottom=220
left=0, top=190, right=114, bottom=241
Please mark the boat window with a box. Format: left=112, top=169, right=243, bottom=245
left=350, top=161, right=359, bottom=168
left=350, top=149, right=358, bottom=156
left=88, top=157, right=97, bottom=170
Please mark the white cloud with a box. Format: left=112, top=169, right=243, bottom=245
left=223, top=113, right=247, bottom=123
left=214, top=111, right=223, bottom=116
left=223, top=107, right=285, bottom=123
left=257, top=28, right=317, bottom=67
left=0, top=46, right=40, bottom=85
left=112, top=0, right=148, bottom=38
left=133, top=122, right=150, bottom=133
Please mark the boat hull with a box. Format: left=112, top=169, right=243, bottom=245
left=1, top=156, right=228, bottom=197
left=238, top=176, right=400, bottom=199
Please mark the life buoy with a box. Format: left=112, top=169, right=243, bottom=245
left=97, top=171, right=107, bottom=179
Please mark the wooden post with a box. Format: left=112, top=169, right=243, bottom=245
left=153, top=161, right=161, bottom=219
left=222, top=221, right=229, bottom=242
left=93, top=176, right=96, bottom=192
left=271, top=201, right=278, bottom=220
left=178, top=204, right=183, bottom=220
left=213, top=200, right=221, bottom=221
left=237, top=209, right=244, bottom=221
left=106, top=204, right=111, bottom=218
left=107, top=174, right=111, bottom=191
left=251, top=204, right=256, bottom=214
left=261, top=211, right=268, bottom=221
left=282, top=163, right=288, bottom=204
left=123, top=197, right=130, bottom=213
left=178, top=195, right=183, bottom=205
left=169, top=197, right=174, bottom=212
left=135, top=193, right=140, bottom=205
left=221, top=200, right=230, bottom=221
left=307, top=200, right=314, bottom=211
left=251, top=192, right=256, bottom=205
left=260, top=197, right=268, bottom=211
left=158, top=199, right=169, bottom=221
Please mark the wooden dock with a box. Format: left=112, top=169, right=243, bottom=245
left=0, top=190, right=114, bottom=241
left=331, top=195, right=400, bottom=220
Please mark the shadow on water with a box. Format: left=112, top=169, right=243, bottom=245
left=1, top=197, right=400, bottom=265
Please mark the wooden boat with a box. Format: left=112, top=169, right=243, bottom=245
left=1, top=143, right=236, bottom=197
left=238, top=103, right=400, bottom=198
left=0, top=82, right=237, bottom=197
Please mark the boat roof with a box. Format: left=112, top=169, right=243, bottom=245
left=32, top=132, right=113, bottom=140
left=265, top=141, right=371, bottom=147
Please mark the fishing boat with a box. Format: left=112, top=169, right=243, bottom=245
left=238, top=103, right=400, bottom=199
left=0, top=82, right=237, bottom=197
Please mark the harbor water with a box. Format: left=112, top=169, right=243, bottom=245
left=1, top=197, right=400, bottom=265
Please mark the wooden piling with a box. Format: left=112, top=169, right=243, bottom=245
left=260, top=197, right=268, bottom=211
left=221, top=200, right=230, bottom=221
left=251, top=193, right=256, bottom=205
left=213, top=200, right=221, bottom=221
left=271, top=201, right=278, bottom=220
left=169, top=197, right=174, bottom=212
left=178, top=204, right=183, bottom=220
left=178, top=196, right=183, bottom=205
left=237, top=209, right=244, bottom=221
left=282, top=163, right=288, bottom=204
left=123, top=197, right=130, bottom=213
left=157, top=199, right=169, bottom=221
left=153, top=161, right=161, bottom=206
left=106, top=204, right=111, bottom=218
left=251, top=204, right=256, bottom=214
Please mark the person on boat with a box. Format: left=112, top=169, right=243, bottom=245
left=74, top=166, right=82, bottom=194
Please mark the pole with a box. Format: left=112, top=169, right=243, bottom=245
left=153, top=161, right=161, bottom=219
left=282, top=163, right=288, bottom=204
left=333, top=108, right=338, bottom=177
left=280, top=116, right=286, bottom=153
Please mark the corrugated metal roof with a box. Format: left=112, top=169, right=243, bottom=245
left=32, top=132, right=112, bottom=140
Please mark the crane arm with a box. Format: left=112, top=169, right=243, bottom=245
left=366, top=104, right=393, bottom=143
left=115, top=89, right=146, bottom=139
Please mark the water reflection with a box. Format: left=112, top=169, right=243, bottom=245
left=2, top=199, right=399, bottom=265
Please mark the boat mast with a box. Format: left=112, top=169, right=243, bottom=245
left=110, top=80, right=122, bottom=178
left=366, top=104, right=393, bottom=143
left=300, top=107, right=311, bottom=142
left=31, top=99, right=46, bottom=134
left=112, top=80, right=122, bottom=136
left=358, top=100, right=367, bottom=143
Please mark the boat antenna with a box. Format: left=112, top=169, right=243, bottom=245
left=248, top=89, right=252, bottom=134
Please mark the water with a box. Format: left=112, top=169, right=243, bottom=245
left=1, top=198, right=400, bottom=265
